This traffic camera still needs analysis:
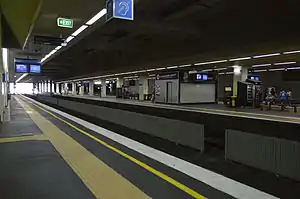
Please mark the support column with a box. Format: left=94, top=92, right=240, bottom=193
left=101, top=79, right=106, bottom=98
left=116, top=77, right=124, bottom=88
left=63, top=83, right=68, bottom=95
left=56, top=83, right=60, bottom=94
left=89, top=81, right=94, bottom=96
left=46, top=80, right=49, bottom=93
left=79, top=82, right=84, bottom=96
left=42, top=81, right=45, bottom=93
left=138, top=77, right=149, bottom=101
left=37, top=82, right=40, bottom=93
left=233, top=65, right=248, bottom=96
left=49, top=80, right=53, bottom=93
left=72, top=82, right=76, bottom=95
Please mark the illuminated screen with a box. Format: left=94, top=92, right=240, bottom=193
left=196, top=74, right=208, bottom=81
left=30, top=64, right=41, bottom=73
left=15, top=64, right=28, bottom=73
left=196, top=74, right=202, bottom=80
left=251, top=76, right=259, bottom=81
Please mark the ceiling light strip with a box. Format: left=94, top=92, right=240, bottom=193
left=86, top=8, right=107, bottom=25
left=16, top=73, right=28, bottom=83
left=288, top=67, right=300, bottom=70
left=65, top=36, right=75, bottom=43
left=283, top=50, right=300, bottom=55
left=167, top=66, right=178, bottom=69
left=274, top=62, right=296, bottom=66
left=194, top=60, right=228, bottom=66
left=253, top=53, right=280, bottom=59
left=269, top=68, right=285, bottom=71
left=178, top=64, right=192, bottom=68
left=253, top=69, right=267, bottom=72
left=72, top=25, right=88, bottom=37
left=252, top=64, right=272, bottom=68
left=229, top=57, right=251, bottom=61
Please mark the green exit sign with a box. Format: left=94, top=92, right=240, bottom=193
left=57, top=18, right=73, bottom=28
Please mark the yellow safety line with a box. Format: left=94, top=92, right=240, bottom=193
left=25, top=98, right=207, bottom=199
left=0, top=134, right=47, bottom=143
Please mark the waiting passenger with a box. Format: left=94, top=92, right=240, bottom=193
left=280, top=89, right=287, bottom=110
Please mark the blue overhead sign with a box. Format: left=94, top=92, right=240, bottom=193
left=106, top=0, right=134, bottom=21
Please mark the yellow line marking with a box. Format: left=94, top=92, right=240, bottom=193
left=16, top=96, right=151, bottom=199
left=22, top=96, right=207, bottom=199
left=0, top=134, right=47, bottom=143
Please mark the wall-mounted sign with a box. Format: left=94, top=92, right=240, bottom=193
left=156, top=72, right=179, bottom=80
left=106, top=0, right=134, bottom=21
left=57, top=17, right=74, bottom=28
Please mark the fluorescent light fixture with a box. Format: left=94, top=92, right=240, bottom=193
left=156, top=67, right=166, bottom=71
left=226, top=72, right=234, bottom=74
left=288, top=67, right=300, bottom=70
left=55, top=46, right=62, bottom=51
left=66, top=36, right=75, bottom=43
left=274, top=62, right=296, bottom=66
left=269, top=68, right=285, bottom=71
left=229, top=57, right=251, bottom=61
left=178, top=64, right=192, bottom=68
left=252, top=63, right=272, bottom=68
left=124, top=76, right=139, bottom=79
left=147, top=69, right=156, bottom=72
left=253, top=53, right=280, bottom=59
left=72, top=25, right=88, bottom=37
left=86, top=8, right=107, bottom=25
left=194, top=60, right=228, bottom=66
left=202, top=69, right=213, bottom=72
left=149, top=74, right=156, bottom=77
left=218, top=72, right=225, bottom=75
left=49, top=49, right=57, bottom=55
left=253, top=69, right=267, bottom=72
left=41, top=57, right=46, bottom=63
left=167, top=66, right=178, bottom=69
left=16, top=73, right=28, bottom=83
left=283, top=50, right=300, bottom=55
left=215, top=67, right=228, bottom=71
left=136, top=70, right=147, bottom=73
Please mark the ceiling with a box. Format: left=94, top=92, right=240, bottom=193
left=10, top=0, right=105, bottom=82
left=14, top=0, right=300, bottom=82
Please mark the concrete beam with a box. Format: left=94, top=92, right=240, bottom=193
left=0, top=0, right=42, bottom=49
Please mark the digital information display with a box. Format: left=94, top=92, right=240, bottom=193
left=30, top=64, right=41, bottom=73
left=196, top=74, right=208, bottom=81
left=15, top=64, right=28, bottom=73
left=250, top=76, right=259, bottom=81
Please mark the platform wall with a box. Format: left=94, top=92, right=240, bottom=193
left=35, top=95, right=205, bottom=152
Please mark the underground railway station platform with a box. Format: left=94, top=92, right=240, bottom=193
left=3, top=0, right=300, bottom=198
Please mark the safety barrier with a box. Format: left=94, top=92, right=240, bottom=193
left=226, top=130, right=300, bottom=181
left=29, top=95, right=205, bottom=152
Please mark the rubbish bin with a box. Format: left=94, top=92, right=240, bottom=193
left=230, top=96, right=237, bottom=107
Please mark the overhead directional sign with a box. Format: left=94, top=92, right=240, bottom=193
left=106, top=0, right=134, bottom=21
left=57, top=17, right=74, bottom=28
